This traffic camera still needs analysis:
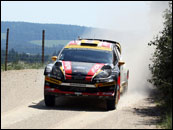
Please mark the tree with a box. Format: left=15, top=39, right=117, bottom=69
left=148, top=2, right=172, bottom=109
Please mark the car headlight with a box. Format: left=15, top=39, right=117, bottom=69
left=95, top=69, right=111, bottom=78
left=93, top=65, right=114, bottom=83
left=51, top=65, right=64, bottom=79
left=95, top=65, right=112, bottom=78
left=44, top=64, right=53, bottom=75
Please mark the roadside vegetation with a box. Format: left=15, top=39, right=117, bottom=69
left=1, top=21, right=91, bottom=55
left=1, top=48, right=58, bottom=71
left=1, top=61, right=45, bottom=71
left=148, top=2, right=172, bottom=129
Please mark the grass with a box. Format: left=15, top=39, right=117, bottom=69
left=1, top=61, right=46, bottom=71
left=160, top=111, right=172, bottom=129
left=155, top=102, right=172, bottom=129
left=150, top=88, right=172, bottom=129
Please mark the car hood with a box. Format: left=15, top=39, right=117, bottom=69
left=62, top=61, right=105, bottom=77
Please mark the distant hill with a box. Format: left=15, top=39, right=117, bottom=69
left=1, top=21, right=93, bottom=55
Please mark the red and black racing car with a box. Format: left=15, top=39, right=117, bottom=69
left=44, top=39, right=129, bottom=110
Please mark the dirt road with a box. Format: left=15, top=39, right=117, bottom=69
left=1, top=69, right=160, bottom=129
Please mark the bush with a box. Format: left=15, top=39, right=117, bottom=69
left=161, top=112, right=172, bottom=129
left=148, top=2, right=172, bottom=129
left=148, top=2, right=172, bottom=110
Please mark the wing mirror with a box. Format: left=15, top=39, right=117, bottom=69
left=51, top=56, right=57, bottom=61
left=119, top=61, right=125, bottom=66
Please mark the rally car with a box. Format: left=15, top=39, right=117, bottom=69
left=44, top=38, right=129, bottom=110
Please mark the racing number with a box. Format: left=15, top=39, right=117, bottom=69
left=63, top=61, right=72, bottom=74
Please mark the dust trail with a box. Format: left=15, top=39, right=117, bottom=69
left=81, top=1, right=169, bottom=107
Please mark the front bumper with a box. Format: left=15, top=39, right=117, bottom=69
left=44, top=76, right=116, bottom=99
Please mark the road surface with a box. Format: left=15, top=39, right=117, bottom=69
left=1, top=69, right=160, bottom=129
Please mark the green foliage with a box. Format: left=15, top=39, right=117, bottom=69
left=161, top=112, right=172, bottom=129
left=1, top=48, right=52, bottom=64
left=148, top=2, right=172, bottom=129
left=148, top=2, right=172, bottom=108
left=1, top=22, right=92, bottom=55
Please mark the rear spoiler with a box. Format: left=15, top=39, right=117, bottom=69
left=78, top=38, right=121, bottom=54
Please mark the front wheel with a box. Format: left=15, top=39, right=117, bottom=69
left=106, top=89, right=119, bottom=110
left=44, top=95, right=55, bottom=107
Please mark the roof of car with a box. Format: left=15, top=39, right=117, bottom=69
left=64, top=39, right=113, bottom=51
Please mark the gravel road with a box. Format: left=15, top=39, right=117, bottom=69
left=1, top=69, right=160, bottom=129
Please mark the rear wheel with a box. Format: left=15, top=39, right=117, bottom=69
left=44, top=95, right=55, bottom=107
left=124, top=70, right=129, bottom=93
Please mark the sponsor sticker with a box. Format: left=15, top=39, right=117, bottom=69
left=101, top=42, right=111, bottom=48
left=75, top=92, right=82, bottom=95
left=87, top=63, right=104, bottom=76
left=63, top=61, right=72, bottom=74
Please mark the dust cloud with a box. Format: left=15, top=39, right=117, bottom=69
left=81, top=1, right=169, bottom=108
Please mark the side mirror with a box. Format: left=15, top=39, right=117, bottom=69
left=119, top=61, right=125, bottom=66
left=51, top=56, right=57, bottom=61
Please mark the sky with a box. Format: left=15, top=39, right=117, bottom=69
left=0, top=1, right=158, bottom=31
left=1, top=1, right=169, bottom=35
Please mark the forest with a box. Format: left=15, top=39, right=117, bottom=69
left=1, top=21, right=93, bottom=54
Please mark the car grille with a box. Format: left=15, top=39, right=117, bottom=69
left=66, top=79, right=93, bottom=84
left=59, top=86, right=98, bottom=93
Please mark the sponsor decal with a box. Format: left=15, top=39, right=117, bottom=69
left=87, top=63, right=104, bottom=76
left=68, top=41, right=80, bottom=46
left=101, top=42, right=111, bottom=48
left=45, top=76, right=62, bottom=85
left=86, top=63, right=104, bottom=81
left=62, top=61, right=72, bottom=79
left=74, top=92, right=82, bottom=95
left=68, top=41, right=77, bottom=45
left=63, top=61, right=72, bottom=74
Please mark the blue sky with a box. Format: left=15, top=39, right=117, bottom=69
left=1, top=1, right=169, bottom=32
left=1, top=2, right=149, bottom=29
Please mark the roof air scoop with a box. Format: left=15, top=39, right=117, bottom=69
left=81, top=43, right=98, bottom=46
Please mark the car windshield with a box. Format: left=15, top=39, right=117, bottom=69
left=59, top=48, right=113, bottom=64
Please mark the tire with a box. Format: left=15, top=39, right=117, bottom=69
left=124, top=70, right=129, bottom=94
left=44, top=95, right=55, bottom=107
left=106, top=99, right=116, bottom=110
left=106, top=89, right=119, bottom=110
